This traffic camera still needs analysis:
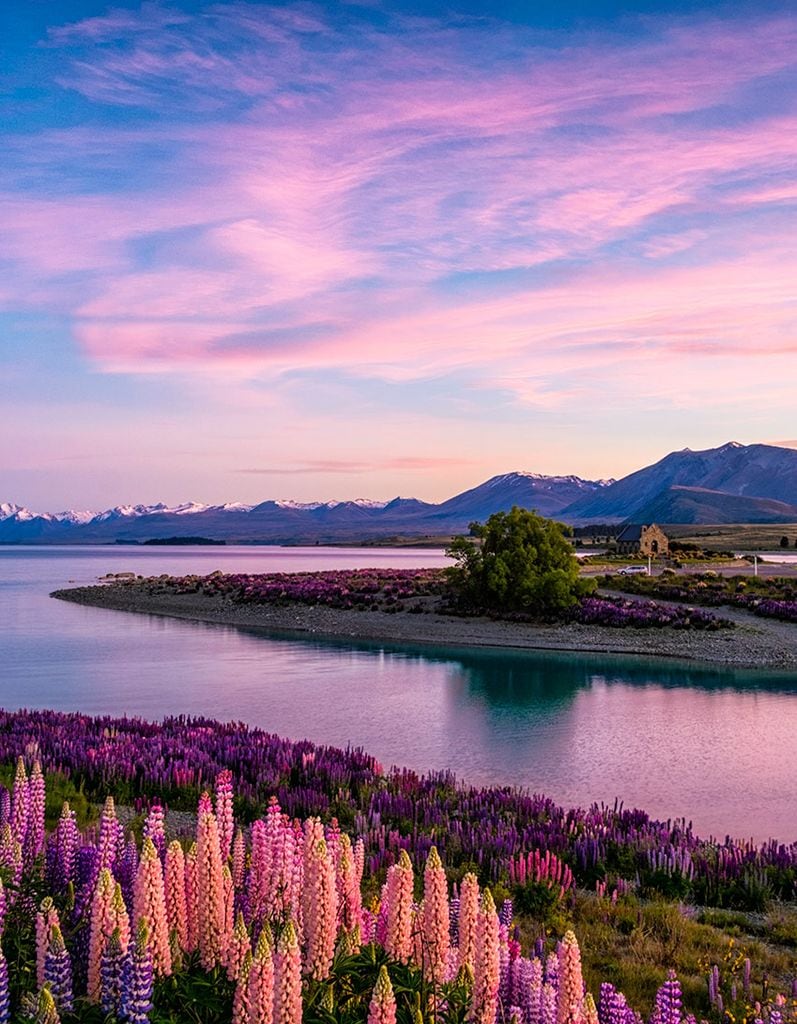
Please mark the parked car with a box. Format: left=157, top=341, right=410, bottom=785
left=617, top=564, right=649, bottom=576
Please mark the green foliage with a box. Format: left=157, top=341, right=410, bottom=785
left=512, top=880, right=569, bottom=930
left=446, top=506, right=595, bottom=617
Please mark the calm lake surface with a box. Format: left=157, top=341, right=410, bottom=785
left=2, top=545, right=796, bottom=843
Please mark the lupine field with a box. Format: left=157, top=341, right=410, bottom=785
left=0, top=711, right=796, bottom=1023
left=115, top=571, right=734, bottom=630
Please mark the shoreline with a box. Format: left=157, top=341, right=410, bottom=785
left=51, top=582, right=797, bottom=670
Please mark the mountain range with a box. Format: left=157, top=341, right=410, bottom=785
left=2, top=442, right=797, bottom=544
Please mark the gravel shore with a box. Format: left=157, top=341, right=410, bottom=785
left=51, top=581, right=797, bottom=670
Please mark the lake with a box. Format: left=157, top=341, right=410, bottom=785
left=2, top=545, right=796, bottom=842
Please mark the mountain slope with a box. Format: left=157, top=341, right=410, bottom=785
left=563, top=442, right=797, bottom=521
left=629, top=486, right=797, bottom=525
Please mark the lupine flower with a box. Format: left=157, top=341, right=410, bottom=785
left=232, top=829, right=246, bottom=890
left=302, top=832, right=338, bottom=981
left=97, top=797, right=123, bottom=871
left=368, top=965, right=397, bottom=1024
left=457, top=873, right=480, bottom=972
left=421, top=847, right=450, bottom=987
left=221, top=865, right=236, bottom=965
left=558, top=931, right=585, bottom=1024
left=226, top=911, right=250, bottom=982
left=385, top=850, right=414, bottom=964
left=0, top=879, right=5, bottom=936
left=337, top=834, right=362, bottom=943
left=164, top=841, right=188, bottom=953
left=585, top=994, right=599, bottom=1024
left=184, top=842, right=199, bottom=954
left=43, top=925, right=73, bottom=1014
left=274, top=920, right=302, bottom=1024
left=101, top=929, right=125, bottom=1017
left=232, top=949, right=252, bottom=1024
left=143, top=804, right=166, bottom=863
left=215, top=770, right=235, bottom=862
left=470, top=890, right=500, bottom=1024
left=0, top=941, right=8, bottom=1024
left=542, top=981, right=559, bottom=1024
left=132, top=837, right=172, bottom=976
left=30, top=986, right=61, bottom=1024
left=196, top=801, right=225, bottom=969
left=120, top=920, right=154, bottom=1024
left=24, top=761, right=46, bottom=866
left=48, top=803, right=79, bottom=892
left=651, top=971, right=682, bottom=1024
left=88, top=868, right=116, bottom=1003
left=248, top=925, right=275, bottom=1024
left=36, top=898, right=60, bottom=989
left=118, top=836, right=140, bottom=910
left=10, top=758, right=28, bottom=847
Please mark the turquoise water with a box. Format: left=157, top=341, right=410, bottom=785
left=1, top=545, right=796, bottom=842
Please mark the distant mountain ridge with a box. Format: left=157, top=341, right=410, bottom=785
left=2, top=442, right=796, bottom=543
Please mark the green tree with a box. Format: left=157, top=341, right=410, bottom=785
left=780, top=535, right=790, bottom=548
left=446, top=506, right=595, bottom=617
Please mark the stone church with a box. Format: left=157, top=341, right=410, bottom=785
left=613, top=523, right=670, bottom=557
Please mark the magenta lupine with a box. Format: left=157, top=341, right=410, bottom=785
left=0, top=940, right=8, bottom=1024
left=24, top=760, right=46, bottom=866
left=421, top=847, right=450, bottom=988
left=0, top=879, right=5, bottom=936
left=457, top=872, right=480, bottom=972
left=232, top=949, right=253, bottom=1024
left=10, top=758, right=28, bottom=847
left=88, top=868, right=116, bottom=1003
left=385, top=850, right=414, bottom=964
left=184, top=843, right=199, bottom=954
left=301, top=834, right=338, bottom=980
left=274, top=920, right=302, bottom=1024
left=558, top=931, right=585, bottom=1024
left=45, top=924, right=74, bottom=1014
left=368, top=965, right=398, bottom=1024
left=232, top=829, right=246, bottom=891
left=227, top=911, right=251, bottom=982
left=36, top=898, right=60, bottom=989
left=132, top=837, right=172, bottom=977
left=522, top=956, right=544, bottom=1024
left=164, top=841, right=188, bottom=953
left=248, top=925, right=274, bottom=1024
left=651, top=971, right=682, bottom=1024
left=542, top=982, right=559, bottom=1024
left=120, top=920, right=154, bottom=1024
left=470, top=890, right=500, bottom=1024
left=215, top=769, right=235, bottom=862
left=197, top=801, right=225, bottom=969
left=142, top=804, right=166, bottom=863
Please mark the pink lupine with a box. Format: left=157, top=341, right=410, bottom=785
left=215, top=770, right=235, bottom=862
left=274, top=920, right=302, bottom=1024
left=558, top=931, right=585, bottom=1024
left=88, top=868, right=116, bottom=1003
left=375, top=883, right=389, bottom=948
left=0, top=827, right=21, bottom=891
left=196, top=802, right=225, bottom=969
left=221, top=865, right=235, bottom=965
left=367, top=965, right=397, bottom=1024
left=143, top=803, right=166, bottom=862
left=336, top=834, right=362, bottom=945
left=470, top=890, right=500, bottom=1024
left=421, top=847, right=450, bottom=987
left=133, top=836, right=172, bottom=977
left=457, top=872, right=480, bottom=972
left=352, top=838, right=365, bottom=892
left=24, top=761, right=45, bottom=865
left=184, top=842, right=199, bottom=953
left=584, top=993, right=599, bottom=1024
left=301, top=834, right=338, bottom=980
left=385, top=850, right=414, bottom=964
left=542, top=981, right=558, bottom=1024
left=164, top=841, right=188, bottom=953
left=109, top=883, right=131, bottom=956
left=248, top=925, right=274, bottom=1024
left=233, top=949, right=253, bottom=1024
left=10, top=758, right=28, bottom=847
left=227, top=911, right=251, bottom=982
left=232, top=829, right=246, bottom=891
left=36, top=898, right=60, bottom=989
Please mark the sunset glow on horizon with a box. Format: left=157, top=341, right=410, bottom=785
left=2, top=0, right=796, bottom=509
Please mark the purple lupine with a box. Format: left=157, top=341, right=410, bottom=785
left=143, top=804, right=166, bottom=863
left=101, top=929, right=126, bottom=1016
left=10, top=758, right=28, bottom=847
left=44, top=925, right=74, bottom=1014
left=499, top=899, right=514, bottom=928
left=120, top=921, right=154, bottom=1024
left=47, top=803, right=79, bottom=891
left=24, top=761, right=46, bottom=867
left=650, top=972, right=682, bottom=1024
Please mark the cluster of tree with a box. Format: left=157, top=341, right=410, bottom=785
left=779, top=536, right=797, bottom=548
left=446, top=506, right=595, bottom=617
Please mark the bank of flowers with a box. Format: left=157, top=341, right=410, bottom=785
left=1, top=761, right=794, bottom=1024
left=0, top=711, right=794, bottom=915
left=601, top=575, right=797, bottom=624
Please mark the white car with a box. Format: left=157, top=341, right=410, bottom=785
left=617, top=564, right=649, bottom=576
